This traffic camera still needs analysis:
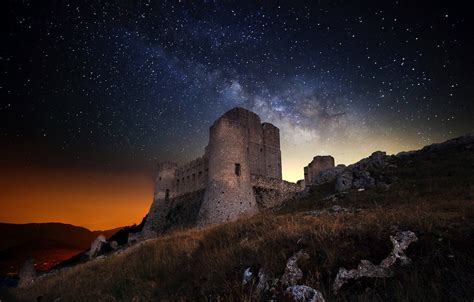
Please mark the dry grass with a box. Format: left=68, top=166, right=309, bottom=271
left=6, top=146, right=474, bottom=301
left=7, top=199, right=473, bottom=302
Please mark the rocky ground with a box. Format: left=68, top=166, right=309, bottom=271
left=2, top=134, right=473, bottom=301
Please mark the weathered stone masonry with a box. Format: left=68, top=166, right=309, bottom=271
left=143, top=107, right=302, bottom=235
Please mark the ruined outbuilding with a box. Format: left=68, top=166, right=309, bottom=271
left=304, top=155, right=335, bottom=186
left=142, top=107, right=303, bottom=236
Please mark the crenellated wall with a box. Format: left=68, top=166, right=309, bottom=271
left=175, top=157, right=209, bottom=195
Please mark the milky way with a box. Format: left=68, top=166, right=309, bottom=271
left=2, top=1, right=473, bottom=181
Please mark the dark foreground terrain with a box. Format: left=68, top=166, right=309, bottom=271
left=0, top=223, right=120, bottom=276
left=3, top=135, right=473, bottom=301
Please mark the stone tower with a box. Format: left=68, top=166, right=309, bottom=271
left=197, top=114, right=258, bottom=225
left=262, top=122, right=282, bottom=179
left=142, top=162, right=177, bottom=234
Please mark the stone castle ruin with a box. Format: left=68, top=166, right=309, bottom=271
left=141, top=107, right=303, bottom=236
left=304, top=156, right=335, bottom=185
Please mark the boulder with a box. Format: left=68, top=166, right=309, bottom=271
left=242, top=267, right=254, bottom=285
left=109, top=240, right=119, bottom=250
left=88, top=235, right=107, bottom=259
left=281, top=250, right=310, bottom=286
left=286, top=285, right=325, bottom=302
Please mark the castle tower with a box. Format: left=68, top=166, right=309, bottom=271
left=142, top=162, right=178, bottom=235
left=197, top=115, right=258, bottom=225
left=262, top=122, right=282, bottom=179
left=153, top=162, right=178, bottom=200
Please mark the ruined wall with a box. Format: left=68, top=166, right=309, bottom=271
left=251, top=175, right=303, bottom=209
left=160, top=190, right=205, bottom=232
left=176, top=157, right=208, bottom=195
left=304, top=155, right=335, bottom=185
left=198, top=116, right=258, bottom=225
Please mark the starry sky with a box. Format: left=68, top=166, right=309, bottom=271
left=1, top=1, right=473, bottom=229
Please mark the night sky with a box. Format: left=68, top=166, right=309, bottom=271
left=1, top=1, right=473, bottom=229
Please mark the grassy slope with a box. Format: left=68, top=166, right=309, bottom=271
left=6, top=145, right=474, bottom=301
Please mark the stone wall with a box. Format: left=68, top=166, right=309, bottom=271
left=176, top=157, right=208, bottom=195
left=154, top=162, right=178, bottom=200
left=251, top=175, right=303, bottom=192
left=141, top=190, right=205, bottom=236
left=251, top=175, right=304, bottom=209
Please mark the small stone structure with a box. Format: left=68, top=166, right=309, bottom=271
left=304, top=156, right=335, bottom=186
left=143, top=107, right=303, bottom=235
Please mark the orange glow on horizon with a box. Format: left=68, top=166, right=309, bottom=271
left=0, top=132, right=438, bottom=229
left=0, top=167, right=154, bottom=230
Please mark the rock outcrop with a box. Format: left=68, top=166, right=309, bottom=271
left=333, top=230, right=418, bottom=293
left=87, top=235, right=107, bottom=259
left=308, top=151, right=393, bottom=193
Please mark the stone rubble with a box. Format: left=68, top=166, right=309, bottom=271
left=244, top=251, right=326, bottom=301
left=333, top=230, right=418, bottom=293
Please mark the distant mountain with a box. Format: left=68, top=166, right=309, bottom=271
left=0, top=222, right=121, bottom=275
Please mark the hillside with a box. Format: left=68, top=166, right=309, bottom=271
left=4, top=135, right=474, bottom=301
left=0, top=223, right=120, bottom=275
